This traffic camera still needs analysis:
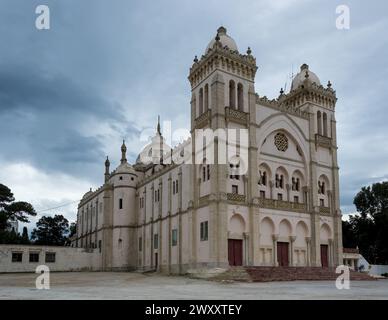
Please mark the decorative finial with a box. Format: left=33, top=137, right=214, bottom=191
left=104, top=156, right=110, bottom=182
left=301, top=63, right=309, bottom=71
left=157, top=115, right=161, bottom=135
left=121, top=140, right=127, bottom=164
left=193, top=55, right=198, bottom=63
left=305, top=71, right=309, bottom=79
left=280, top=88, right=284, bottom=95
left=247, top=47, right=252, bottom=55
left=217, top=26, right=227, bottom=35
left=327, top=80, right=332, bottom=88
left=215, top=33, right=220, bottom=41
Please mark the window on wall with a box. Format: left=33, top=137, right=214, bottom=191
left=139, top=237, right=142, bottom=251
left=275, top=174, right=284, bottom=189
left=318, top=181, right=325, bottom=195
left=323, top=112, right=328, bottom=136
left=229, top=162, right=240, bottom=180
left=29, top=252, right=39, bottom=263
left=45, top=252, right=56, bottom=263
left=99, top=240, right=102, bottom=253
left=173, top=181, right=175, bottom=194
left=153, top=234, right=158, bottom=249
left=119, top=198, right=123, bottom=209
left=294, top=196, right=299, bottom=203
left=204, top=84, right=209, bottom=111
left=200, top=221, right=208, bottom=241
left=229, top=80, right=236, bottom=108
left=232, top=185, right=238, bottom=194
left=237, top=83, right=243, bottom=111
left=176, top=180, right=179, bottom=194
left=277, top=193, right=283, bottom=201
left=172, top=229, right=178, bottom=246
left=260, top=190, right=266, bottom=199
left=202, top=163, right=210, bottom=182
left=199, top=87, right=204, bottom=115
left=317, top=111, right=322, bottom=135
left=258, top=171, right=267, bottom=186
left=12, top=252, right=22, bottom=262
left=292, top=177, right=300, bottom=191
left=320, top=199, right=325, bottom=207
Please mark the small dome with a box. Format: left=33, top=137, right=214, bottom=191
left=115, top=162, right=136, bottom=174
left=290, top=64, right=321, bottom=91
left=206, top=26, right=238, bottom=54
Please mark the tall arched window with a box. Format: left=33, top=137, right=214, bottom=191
left=323, top=112, right=328, bottom=136
left=237, top=83, right=243, bottom=111
left=199, top=88, right=204, bottom=115
left=317, top=111, right=322, bottom=135
left=229, top=80, right=236, bottom=108
left=204, top=84, right=209, bottom=111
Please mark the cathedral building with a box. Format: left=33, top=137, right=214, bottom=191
left=73, top=27, right=343, bottom=273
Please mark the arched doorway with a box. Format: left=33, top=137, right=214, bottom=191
left=228, top=214, right=245, bottom=266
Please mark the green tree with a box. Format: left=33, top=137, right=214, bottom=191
left=31, top=214, right=69, bottom=246
left=21, top=226, right=30, bottom=244
left=0, top=183, right=36, bottom=244
left=343, top=181, right=388, bottom=264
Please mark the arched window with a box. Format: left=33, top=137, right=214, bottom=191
left=199, top=88, right=204, bottom=115
left=204, top=84, right=209, bottom=111
left=317, top=111, right=322, bottom=135
left=229, top=80, right=236, bottom=108
left=237, top=83, right=243, bottom=111
left=323, top=112, right=328, bottom=136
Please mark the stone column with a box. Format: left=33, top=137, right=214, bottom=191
left=286, top=184, right=291, bottom=202
left=306, top=237, right=311, bottom=267
left=167, top=175, right=172, bottom=274
left=178, top=169, right=183, bottom=273
left=290, top=236, right=296, bottom=266
left=272, top=234, right=279, bottom=266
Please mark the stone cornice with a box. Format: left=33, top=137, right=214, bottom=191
left=188, top=44, right=257, bottom=88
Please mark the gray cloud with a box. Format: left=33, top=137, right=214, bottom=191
left=0, top=0, right=387, bottom=224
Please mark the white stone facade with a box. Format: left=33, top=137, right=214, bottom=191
left=73, top=27, right=343, bottom=273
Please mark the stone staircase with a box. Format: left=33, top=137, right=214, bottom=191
left=211, top=266, right=375, bottom=282
left=245, top=266, right=375, bottom=282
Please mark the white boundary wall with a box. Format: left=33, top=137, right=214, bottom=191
left=0, top=245, right=101, bottom=273
left=369, top=264, right=388, bottom=276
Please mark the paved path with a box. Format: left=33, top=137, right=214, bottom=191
left=0, top=272, right=387, bottom=300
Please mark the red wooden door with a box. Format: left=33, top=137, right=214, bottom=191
left=277, top=242, right=289, bottom=266
left=228, top=239, right=243, bottom=266
left=321, top=245, right=328, bottom=267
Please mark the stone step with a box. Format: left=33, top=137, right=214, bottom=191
left=211, top=266, right=375, bottom=282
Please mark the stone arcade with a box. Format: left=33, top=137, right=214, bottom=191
left=73, top=27, right=343, bottom=273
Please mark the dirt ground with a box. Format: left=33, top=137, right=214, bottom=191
left=0, top=272, right=387, bottom=300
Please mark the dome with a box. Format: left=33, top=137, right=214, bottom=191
left=205, top=26, right=238, bottom=54
left=115, top=162, right=136, bottom=174
left=290, top=64, right=321, bottom=91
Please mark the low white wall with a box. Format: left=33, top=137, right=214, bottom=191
left=368, top=264, right=388, bottom=276
left=0, top=245, right=102, bottom=273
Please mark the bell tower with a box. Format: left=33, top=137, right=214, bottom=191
left=187, top=27, right=258, bottom=268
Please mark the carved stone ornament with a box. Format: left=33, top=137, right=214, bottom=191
left=274, top=132, right=288, bottom=152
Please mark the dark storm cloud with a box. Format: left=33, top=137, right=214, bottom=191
left=0, top=61, right=138, bottom=178
left=0, top=0, right=387, bottom=219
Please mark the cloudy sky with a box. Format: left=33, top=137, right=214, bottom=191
left=0, top=0, right=387, bottom=231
